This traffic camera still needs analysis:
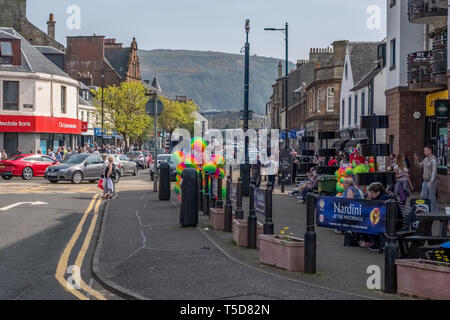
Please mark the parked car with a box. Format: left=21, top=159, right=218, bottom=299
left=111, top=154, right=138, bottom=177
left=150, top=154, right=177, bottom=181
left=45, top=154, right=105, bottom=184
left=126, top=151, right=146, bottom=169
left=0, top=154, right=58, bottom=180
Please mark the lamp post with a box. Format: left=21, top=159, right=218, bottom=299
left=265, top=22, right=289, bottom=150
left=240, top=19, right=251, bottom=197
left=101, top=71, right=104, bottom=146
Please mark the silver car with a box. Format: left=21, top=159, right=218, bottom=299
left=111, top=154, right=138, bottom=177
left=45, top=153, right=105, bottom=184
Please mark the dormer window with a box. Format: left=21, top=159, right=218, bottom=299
left=0, top=41, right=13, bottom=65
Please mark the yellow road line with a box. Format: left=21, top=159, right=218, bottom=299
left=73, top=198, right=107, bottom=300
left=55, top=194, right=106, bottom=300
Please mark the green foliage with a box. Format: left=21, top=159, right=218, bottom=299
left=158, top=96, right=198, bottom=134
left=91, top=82, right=152, bottom=147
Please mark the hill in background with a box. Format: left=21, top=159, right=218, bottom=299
left=138, top=49, right=295, bottom=114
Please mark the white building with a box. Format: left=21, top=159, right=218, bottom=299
left=0, top=28, right=80, bottom=156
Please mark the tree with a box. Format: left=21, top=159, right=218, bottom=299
left=92, top=82, right=152, bottom=148
left=158, top=97, right=198, bottom=135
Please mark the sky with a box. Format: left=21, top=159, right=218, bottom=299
left=28, top=0, right=387, bottom=62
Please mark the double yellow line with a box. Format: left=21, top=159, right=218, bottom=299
left=55, top=194, right=107, bottom=300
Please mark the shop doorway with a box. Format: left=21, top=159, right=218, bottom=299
left=4, top=133, right=18, bottom=157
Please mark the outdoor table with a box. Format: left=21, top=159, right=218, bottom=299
left=415, top=212, right=450, bottom=237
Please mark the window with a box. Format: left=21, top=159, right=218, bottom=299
left=3, top=81, right=19, bottom=110
left=341, top=99, right=345, bottom=126
left=0, top=41, right=12, bottom=65
left=345, top=62, right=348, bottom=80
left=390, top=39, right=396, bottom=70
left=354, top=95, right=358, bottom=125
left=348, top=97, right=352, bottom=127
left=316, top=88, right=321, bottom=113
left=327, top=87, right=335, bottom=112
left=61, top=86, right=66, bottom=113
left=361, top=92, right=365, bottom=116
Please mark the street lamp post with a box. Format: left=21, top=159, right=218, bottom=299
left=240, top=19, right=251, bottom=197
left=101, top=71, right=105, bottom=147
left=264, top=22, right=289, bottom=150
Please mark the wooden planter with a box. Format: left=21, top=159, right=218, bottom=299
left=396, top=259, right=450, bottom=300
left=258, top=235, right=305, bottom=272
left=232, top=219, right=264, bottom=248
left=209, top=208, right=225, bottom=230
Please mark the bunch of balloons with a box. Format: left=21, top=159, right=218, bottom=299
left=368, top=157, right=376, bottom=173
left=335, top=166, right=353, bottom=196
left=170, top=137, right=228, bottom=201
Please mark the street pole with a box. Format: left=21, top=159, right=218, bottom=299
left=284, top=22, right=289, bottom=150
left=101, top=71, right=104, bottom=147
left=153, top=92, right=158, bottom=193
left=240, top=19, right=251, bottom=197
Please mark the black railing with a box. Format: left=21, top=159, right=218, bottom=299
left=408, top=0, right=448, bottom=22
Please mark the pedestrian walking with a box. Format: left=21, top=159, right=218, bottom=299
left=1, top=149, right=7, bottom=160
left=394, top=154, right=414, bottom=205
left=55, top=147, right=62, bottom=162
left=104, top=155, right=118, bottom=200
left=414, top=145, right=438, bottom=212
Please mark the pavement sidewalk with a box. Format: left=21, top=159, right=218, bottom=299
left=93, top=186, right=410, bottom=300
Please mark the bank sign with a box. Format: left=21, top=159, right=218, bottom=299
left=316, top=196, right=387, bottom=235
left=0, top=115, right=81, bottom=134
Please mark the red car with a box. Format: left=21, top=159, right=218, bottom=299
left=0, top=154, right=58, bottom=181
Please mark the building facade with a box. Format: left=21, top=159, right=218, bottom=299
left=385, top=0, right=449, bottom=201
left=0, top=28, right=80, bottom=157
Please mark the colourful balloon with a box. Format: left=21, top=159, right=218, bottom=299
left=213, top=154, right=225, bottom=168
left=176, top=174, right=181, bottom=183
left=184, top=155, right=199, bottom=168
left=171, top=151, right=184, bottom=165
left=345, top=167, right=353, bottom=177
left=191, top=137, right=207, bottom=153
left=202, top=162, right=217, bottom=175
left=174, top=184, right=180, bottom=194
left=222, top=187, right=227, bottom=199
left=176, top=163, right=186, bottom=176
left=214, top=168, right=226, bottom=179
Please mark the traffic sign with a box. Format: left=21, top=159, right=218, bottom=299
left=146, top=98, right=164, bottom=116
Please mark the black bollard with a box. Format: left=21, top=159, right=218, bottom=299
left=305, top=192, right=317, bottom=274
left=158, top=162, right=171, bottom=201
left=224, top=173, right=233, bottom=232
left=209, top=176, right=216, bottom=209
left=198, top=170, right=203, bottom=211
left=234, top=177, right=244, bottom=219
left=216, top=177, right=224, bottom=209
left=281, top=170, right=285, bottom=194
left=203, top=173, right=210, bottom=216
left=179, top=168, right=198, bottom=227
left=263, top=182, right=274, bottom=235
left=384, top=199, right=399, bottom=294
left=247, top=179, right=257, bottom=249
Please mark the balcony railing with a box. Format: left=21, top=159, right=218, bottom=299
left=407, top=50, right=447, bottom=92
left=408, top=0, right=448, bottom=24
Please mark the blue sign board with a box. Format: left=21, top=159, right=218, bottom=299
left=316, top=197, right=387, bottom=235
left=289, top=130, right=297, bottom=139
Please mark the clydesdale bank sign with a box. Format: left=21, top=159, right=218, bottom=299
left=0, top=115, right=81, bottom=134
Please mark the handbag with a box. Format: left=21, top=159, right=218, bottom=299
left=98, top=179, right=104, bottom=190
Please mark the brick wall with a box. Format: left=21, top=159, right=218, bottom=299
left=385, top=87, right=426, bottom=188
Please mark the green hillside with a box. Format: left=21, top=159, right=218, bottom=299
left=138, top=49, right=295, bottom=113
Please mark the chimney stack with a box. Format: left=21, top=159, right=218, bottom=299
left=277, top=61, right=283, bottom=79
left=47, top=13, right=56, bottom=39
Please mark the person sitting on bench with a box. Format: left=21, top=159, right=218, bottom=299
left=289, top=167, right=316, bottom=197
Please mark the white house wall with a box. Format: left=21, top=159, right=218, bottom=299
left=340, top=49, right=355, bottom=130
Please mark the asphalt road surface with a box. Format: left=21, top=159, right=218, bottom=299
left=0, top=171, right=151, bottom=300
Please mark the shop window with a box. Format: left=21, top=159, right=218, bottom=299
left=3, top=81, right=19, bottom=110
left=61, top=86, right=67, bottom=114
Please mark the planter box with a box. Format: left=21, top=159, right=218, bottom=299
left=209, top=208, right=225, bottom=230
left=232, top=219, right=264, bottom=248
left=259, top=235, right=305, bottom=272
left=396, top=259, right=450, bottom=300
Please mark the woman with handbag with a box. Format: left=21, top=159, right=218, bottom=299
left=394, top=154, right=414, bottom=205
left=104, top=155, right=118, bottom=200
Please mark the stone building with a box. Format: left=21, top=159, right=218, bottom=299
left=305, top=41, right=347, bottom=150
left=65, top=36, right=141, bottom=87
left=0, top=0, right=64, bottom=51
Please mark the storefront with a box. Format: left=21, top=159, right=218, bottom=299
left=0, top=115, right=81, bottom=156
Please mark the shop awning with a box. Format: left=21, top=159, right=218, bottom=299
left=345, top=139, right=368, bottom=151
left=331, top=140, right=350, bottom=151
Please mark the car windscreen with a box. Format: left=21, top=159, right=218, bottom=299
left=63, top=154, right=90, bottom=164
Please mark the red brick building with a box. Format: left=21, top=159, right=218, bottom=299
left=65, top=36, right=141, bottom=87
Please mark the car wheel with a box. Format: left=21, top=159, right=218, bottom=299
left=71, top=171, right=83, bottom=184
left=2, top=176, right=12, bottom=180
left=22, top=167, right=34, bottom=180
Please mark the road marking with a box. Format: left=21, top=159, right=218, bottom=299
left=55, top=194, right=107, bottom=300
left=0, top=201, right=48, bottom=211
